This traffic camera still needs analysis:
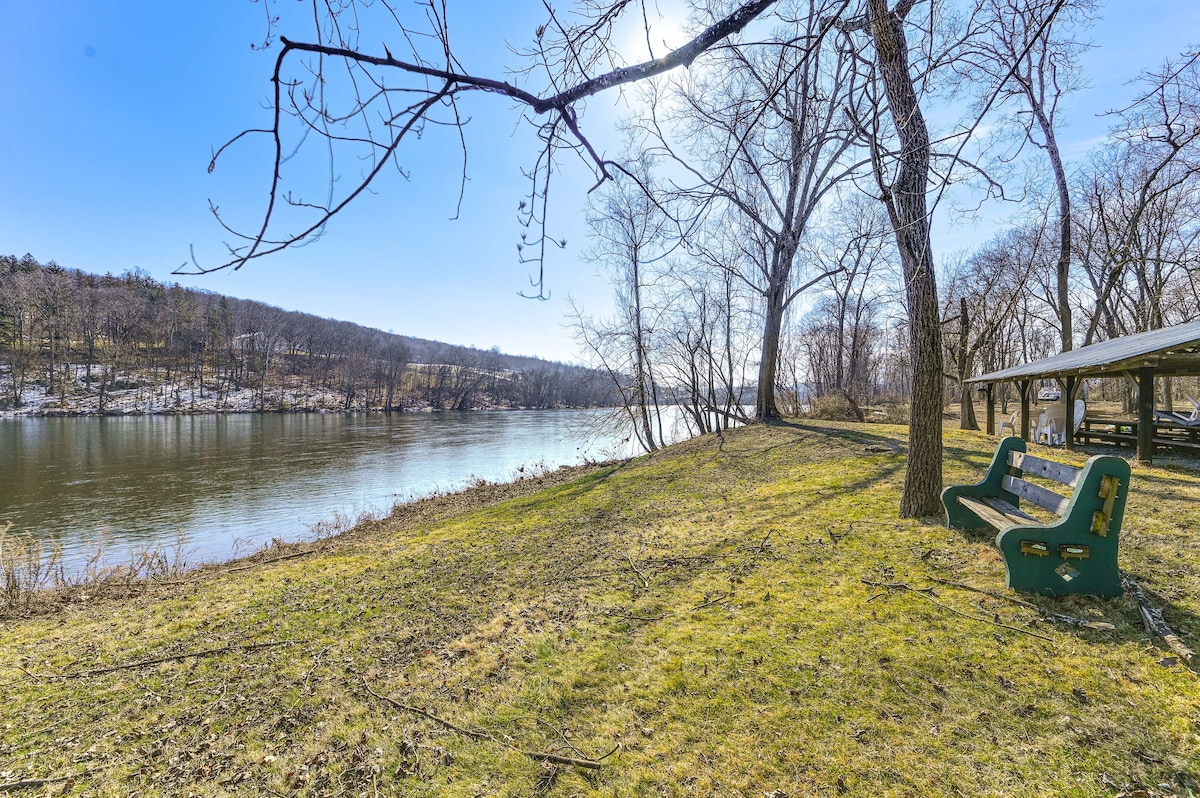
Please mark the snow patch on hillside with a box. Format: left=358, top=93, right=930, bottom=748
left=0, top=366, right=365, bottom=418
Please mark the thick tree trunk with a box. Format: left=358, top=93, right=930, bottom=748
left=869, top=0, right=944, bottom=518
left=756, top=281, right=787, bottom=421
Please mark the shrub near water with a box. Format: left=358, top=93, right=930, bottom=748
left=0, top=528, right=193, bottom=616
left=0, top=422, right=1197, bottom=796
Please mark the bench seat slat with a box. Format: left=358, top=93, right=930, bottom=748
left=1000, top=473, right=1071, bottom=515
left=957, top=495, right=1038, bottom=530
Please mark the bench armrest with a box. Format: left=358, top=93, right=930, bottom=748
left=943, top=436, right=1027, bottom=530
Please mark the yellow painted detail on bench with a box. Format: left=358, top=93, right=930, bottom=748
left=1091, top=475, right=1121, bottom=537
left=1020, top=540, right=1050, bottom=556
left=1058, top=544, right=1090, bottom=559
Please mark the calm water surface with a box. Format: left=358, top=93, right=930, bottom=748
left=0, top=410, right=644, bottom=570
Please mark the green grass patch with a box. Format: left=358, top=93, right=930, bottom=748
left=1, top=422, right=1198, bottom=796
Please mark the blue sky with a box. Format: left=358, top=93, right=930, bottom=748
left=1, top=2, right=1196, bottom=364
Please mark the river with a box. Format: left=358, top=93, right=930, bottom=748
left=0, top=410, right=661, bottom=571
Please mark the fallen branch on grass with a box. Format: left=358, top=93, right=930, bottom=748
left=0, top=777, right=64, bottom=793
left=928, top=578, right=1116, bottom=630
left=52, top=640, right=297, bottom=679
left=361, top=676, right=489, bottom=739
left=0, top=769, right=93, bottom=793
left=692, top=592, right=730, bottom=611
left=624, top=554, right=650, bottom=589
left=523, top=748, right=612, bottom=769
left=862, top=578, right=1055, bottom=644
left=1122, top=575, right=1196, bottom=665
left=223, top=549, right=320, bottom=573
left=608, top=608, right=670, bottom=623
left=757, top=529, right=777, bottom=552
left=361, top=676, right=608, bottom=769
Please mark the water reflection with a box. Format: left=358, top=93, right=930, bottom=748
left=0, top=410, right=639, bottom=569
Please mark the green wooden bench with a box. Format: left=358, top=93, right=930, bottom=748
left=942, top=436, right=1130, bottom=598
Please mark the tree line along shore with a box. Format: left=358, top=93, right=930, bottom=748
left=1, top=254, right=614, bottom=416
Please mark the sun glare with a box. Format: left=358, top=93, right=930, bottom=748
left=619, top=0, right=692, bottom=62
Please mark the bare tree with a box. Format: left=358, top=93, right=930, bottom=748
left=1075, top=51, right=1200, bottom=344
left=629, top=0, right=868, bottom=420
left=941, top=225, right=1044, bottom=429
left=578, top=167, right=673, bottom=452
left=805, top=193, right=894, bottom=402
left=658, top=263, right=755, bottom=433
left=964, top=0, right=1095, bottom=352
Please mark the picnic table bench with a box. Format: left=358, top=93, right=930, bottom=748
left=1077, top=416, right=1200, bottom=452
left=942, top=436, right=1130, bottom=598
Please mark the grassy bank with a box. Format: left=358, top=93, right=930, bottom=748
left=1, top=422, right=1198, bottom=796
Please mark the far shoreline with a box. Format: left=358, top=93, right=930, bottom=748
left=1, top=404, right=611, bottom=420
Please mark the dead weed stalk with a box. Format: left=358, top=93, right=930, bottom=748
left=0, top=527, right=193, bottom=618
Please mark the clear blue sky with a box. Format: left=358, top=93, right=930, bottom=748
left=1, top=2, right=1195, bottom=363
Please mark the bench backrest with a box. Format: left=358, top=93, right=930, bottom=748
left=1002, top=449, right=1123, bottom=536
left=1003, top=451, right=1078, bottom=515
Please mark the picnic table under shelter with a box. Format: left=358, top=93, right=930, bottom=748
left=966, top=320, right=1200, bottom=464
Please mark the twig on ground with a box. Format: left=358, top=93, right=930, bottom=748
left=532, top=716, right=591, bottom=759
left=609, top=608, right=669, bottom=622
left=928, top=578, right=1115, bottom=630
left=0, top=778, right=56, bottom=793
left=864, top=579, right=935, bottom=601
left=361, top=676, right=608, bottom=769
left=862, top=578, right=1055, bottom=644
left=0, top=769, right=95, bottom=793
left=223, top=549, right=319, bottom=573
left=46, top=640, right=297, bottom=679
left=361, top=676, right=489, bottom=739
left=757, top=529, right=776, bottom=552
left=0, top=778, right=62, bottom=793
left=624, top=553, right=649, bottom=589
left=522, top=750, right=605, bottom=769
left=691, top=592, right=730, bottom=610
left=1122, top=575, right=1196, bottom=665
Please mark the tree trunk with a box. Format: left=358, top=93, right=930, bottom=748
left=958, top=297, right=978, bottom=430
left=756, top=280, right=787, bottom=421
left=1041, top=118, right=1073, bottom=352
left=869, top=0, right=943, bottom=517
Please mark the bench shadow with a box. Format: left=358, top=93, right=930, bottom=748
left=940, top=526, right=1198, bottom=672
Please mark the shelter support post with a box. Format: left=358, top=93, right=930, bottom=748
left=1136, top=367, right=1155, bottom=464
left=986, top=383, right=995, bottom=436
left=1063, top=376, right=1078, bottom=451
left=1018, top=380, right=1032, bottom=441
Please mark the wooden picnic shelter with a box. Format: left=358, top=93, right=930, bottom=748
left=966, top=320, right=1200, bottom=463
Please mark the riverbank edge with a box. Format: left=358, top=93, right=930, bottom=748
left=1, top=404, right=606, bottom=419
left=0, top=455, right=622, bottom=617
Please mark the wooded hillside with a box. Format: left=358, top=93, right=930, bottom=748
left=0, top=254, right=613, bottom=413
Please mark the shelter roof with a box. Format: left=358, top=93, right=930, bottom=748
left=967, top=320, right=1200, bottom=383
